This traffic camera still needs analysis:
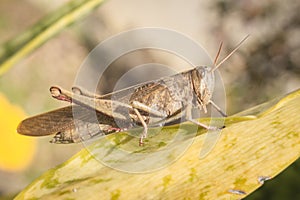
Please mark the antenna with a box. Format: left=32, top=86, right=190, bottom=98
left=214, top=41, right=223, bottom=65
left=210, top=34, right=250, bottom=72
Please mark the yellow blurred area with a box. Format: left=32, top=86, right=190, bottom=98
left=0, top=93, right=36, bottom=171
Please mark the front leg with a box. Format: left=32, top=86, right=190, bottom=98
left=186, top=104, right=220, bottom=130
left=209, top=100, right=227, bottom=117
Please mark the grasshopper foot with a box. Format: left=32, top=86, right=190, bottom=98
left=139, top=129, right=147, bottom=146
left=139, top=137, right=144, bottom=146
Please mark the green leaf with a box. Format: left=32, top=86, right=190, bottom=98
left=0, top=0, right=106, bottom=76
left=15, top=89, right=300, bottom=199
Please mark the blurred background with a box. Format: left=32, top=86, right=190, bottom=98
left=0, top=0, right=299, bottom=199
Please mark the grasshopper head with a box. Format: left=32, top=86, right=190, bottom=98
left=192, top=66, right=215, bottom=109
left=191, top=35, right=249, bottom=112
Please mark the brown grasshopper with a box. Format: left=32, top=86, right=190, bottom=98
left=17, top=36, right=248, bottom=145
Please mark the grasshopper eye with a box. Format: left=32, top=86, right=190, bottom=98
left=201, top=70, right=206, bottom=78
left=200, top=67, right=208, bottom=78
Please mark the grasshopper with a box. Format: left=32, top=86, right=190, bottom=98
left=17, top=36, right=248, bottom=145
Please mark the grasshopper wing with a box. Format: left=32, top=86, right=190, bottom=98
left=17, top=106, right=75, bottom=136
left=17, top=105, right=118, bottom=137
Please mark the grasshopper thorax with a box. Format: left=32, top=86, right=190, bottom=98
left=191, top=66, right=215, bottom=111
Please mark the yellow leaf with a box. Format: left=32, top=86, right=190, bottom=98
left=0, top=93, right=36, bottom=171
left=15, top=89, right=300, bottom=199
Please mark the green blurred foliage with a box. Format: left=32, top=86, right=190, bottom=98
left=247, top=158, right=300, bottom=200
